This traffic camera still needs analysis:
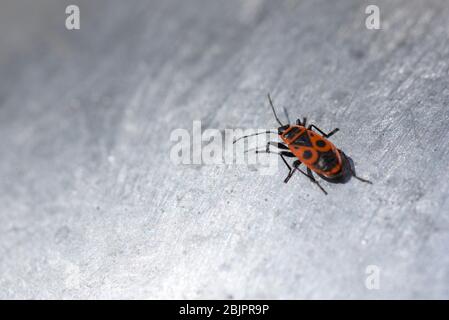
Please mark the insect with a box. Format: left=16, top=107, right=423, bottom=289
left=233, top=94, right=372, bottom=195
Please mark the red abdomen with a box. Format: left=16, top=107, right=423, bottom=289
left=280, top=125, right=342, bottom=177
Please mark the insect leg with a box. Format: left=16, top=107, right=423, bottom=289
left=254, top=149, right=295, bottom=181
left=285, top=160, right=320, bottom=184
left=279, top=154, right=292, bottom=172
left=266, top=141, right=288, bottom=152
left=284, top=160, right=303, bottom=183
left=261, top=151, right=294, bottom=181
left=255, top=150, right=295, bottom=157
left=244, top=141, right=287, bottom=154
left=306, top=167, right=328, bottom=195
left=279, top=154, right=305, bottom=183
left=325, top=128, right=339, bottom=138
left=308, top=124, right=339, bottom=138
left=249, top=146, right=298, bottom=183
left=233, top=130, right=278, bottom=144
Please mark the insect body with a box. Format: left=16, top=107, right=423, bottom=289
left=233, top=94, right=372, bottom=195
left=279, top=124, right=342, bottom=178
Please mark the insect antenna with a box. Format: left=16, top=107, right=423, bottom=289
left=267, top=93, right=284, bottom=126
left=283, top=107, right=291, bottom=124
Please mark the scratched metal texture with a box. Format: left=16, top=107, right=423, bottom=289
left=0, top=0, right=448, bottom=299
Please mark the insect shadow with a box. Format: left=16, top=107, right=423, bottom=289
left=319, top=149, right=371, bottom=185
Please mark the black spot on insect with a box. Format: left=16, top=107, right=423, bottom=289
left=292, top=132, right=312, bottom=147
left=303, top=150, right=312, bottom=159
left=316, top=140, right=326, bottom=147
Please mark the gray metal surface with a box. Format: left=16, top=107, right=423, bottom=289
left=1, top=0, right=448, bottom=299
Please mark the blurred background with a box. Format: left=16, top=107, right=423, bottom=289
left=1, top=0, right=448, bottom=299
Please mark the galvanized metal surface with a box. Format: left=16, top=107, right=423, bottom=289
left=1, top=0, right=448, bottom=299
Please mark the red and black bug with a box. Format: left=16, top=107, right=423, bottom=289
left=233, top=94, right=372, bottom=195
